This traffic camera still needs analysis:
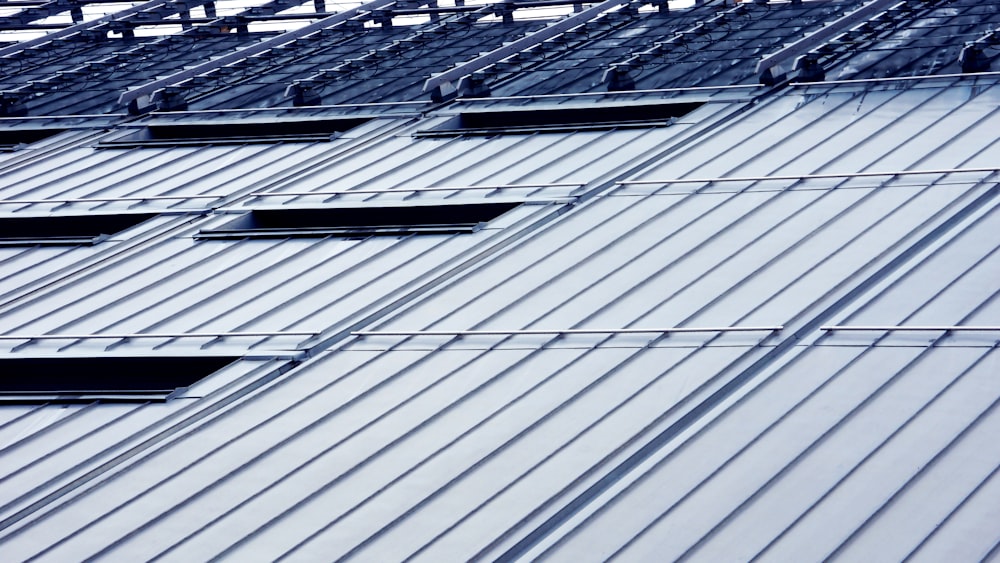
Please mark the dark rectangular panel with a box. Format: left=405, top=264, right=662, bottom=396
left=0, top=213, right=157, bottom=246
left=0, top=356, right=239, bottom=403
left=197, top=202, right=520, bottom=240
left=419, top=102, right=706, bottom=136
left=0, top=128, right=65, bottom=150
left=98, top=118, right=372, bottom=148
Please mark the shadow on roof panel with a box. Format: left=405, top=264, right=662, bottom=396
left=824, top=0, right=1000, bottom=80
left=0, top=34, right=264, bottom=116
left=490, top=0, right=868, bottom=97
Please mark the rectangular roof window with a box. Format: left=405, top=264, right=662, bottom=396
left=418, top=101, right=705, bottom=137
left=0, top=128, right=65, bottom=151
left=197, top=202, right=520, bottom=240
left=98, top=117, right=372, bottom=148
left=0, top=356, right=239, bottom=403
left=0, top=213, right=156, bottom=246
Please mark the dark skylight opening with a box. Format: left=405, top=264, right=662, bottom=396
left=0, top=128, right=66, bottom=151
left=98, top=117, right=373, bottom=148
left=0, top=213, right=157, bottom=246
left=197, top=202, right=520, bottom=240
left=419, top=101, right=706, bottom=136
left=0, top=356, right=239, bottom=403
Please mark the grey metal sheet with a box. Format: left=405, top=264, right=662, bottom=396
left=0, top=2, right=997, bottom=559
left=0, top=343, right=772, bottom=561
left=526, top=343, right=1000, bottom=562
left=0, top=214, right=193, bottom=305
left=0, top=358, right=289, bottom=537
left=235, top=107, right=733, bottom=206
left=360, top=79, right=1000, bottom=339
left=502, top=129, right=1000, bottom=560
left=0, top=201, right=560, bottom=356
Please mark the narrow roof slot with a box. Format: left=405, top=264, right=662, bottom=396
left=197, top=202, right=520, bottom=240
left=0, top=128, right=66, bottom=151
left=419, top=101, right=705, bottom=137
left=98, top=117, right=372, bottom=148
left=0, top=213, right=156, bottom=247
left=0, top=356, right=240, bottom=403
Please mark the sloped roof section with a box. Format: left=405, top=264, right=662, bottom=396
left=0, top=0, right=998, bottom=560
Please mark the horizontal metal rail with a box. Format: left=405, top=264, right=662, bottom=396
left=617, top=167, right=1000, bottom=186
left=248, top=182, right=586, bottom=197
left=455, top=83, right=761, bottom=103
left=0, top=194, right=227, bottom=204
left=147, top=100, right=428, bottom=116
left=755, top=0, right=903, bottom=76
left=352, top=326, right=784, bottom=336
left=0, top=331, right=320, bottom=340
left=118, top=0, right=398, bottom=107
left=821, top=326, right=1000, bottom=332
left=791, top=70, right=1000, bottom=87
left=422, top=0, right=632, bottom=96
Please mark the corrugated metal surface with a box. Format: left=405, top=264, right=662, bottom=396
left=0, top=117, right=403, bottom=215
left=0, top=0, right=997, bottom=559
left=367, top=76, right=1000, bottom=337
left=0, top=342, right=775, bottom=561
left=526, top=181, right=1000, bottom=561
left=0, top=200, right=559, bottom=356
left=0, top=357, right=294, bottom=549
left=1, top=67, right=997, bottom=562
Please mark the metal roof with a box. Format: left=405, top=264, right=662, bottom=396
left=0, top=0, right=998, bottom=560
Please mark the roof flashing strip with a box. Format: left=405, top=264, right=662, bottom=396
left=617, top=167, right=1000, bottom=186
left=352, top=326, right=784, bottom=336
left=3, top=330, right=320, bottom=353
left=422, top=0, right=633, bottom=100
left=246, top=182, right=585, bottom=199
left=821, top=326, right=1000, bottom=331
left=0, top=331, right=320, bottom=340
left=0, top=194, right=226, bottom=206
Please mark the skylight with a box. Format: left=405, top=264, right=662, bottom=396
left=419, top=101, right=706, bottom=136
left=196, top=202, right=520, bottom=240
left=0, top=213, right=156, bottom=246
left=0, top=128, right=66, bottom=151
left=0, top=356, right=239, bottom=402
left=98, top=117, right=371, bottom=147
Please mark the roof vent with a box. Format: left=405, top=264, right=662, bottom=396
left=98, top=117, right=372, bottom=148
left=0, top=128, right=63, bottom=150
left=0, top=213, right=156, bottom=246
left=0, top=356, right=239, bottom=403
left=418, top=102, right=704, bottom=137
left=196, top=202, right=520, bottom=240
